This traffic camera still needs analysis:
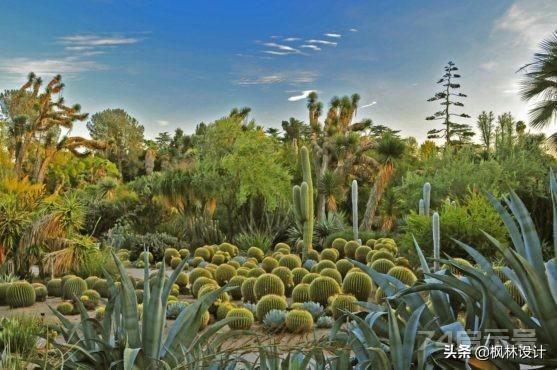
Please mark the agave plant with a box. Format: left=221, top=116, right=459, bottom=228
left=335, top=171, right=557, bottom=368
left=46, top=249, right=234, bottom=369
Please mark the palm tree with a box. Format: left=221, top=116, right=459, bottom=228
left=520, top=31, right=557, bottom=133
left=307, top=92, right=322, bottom=131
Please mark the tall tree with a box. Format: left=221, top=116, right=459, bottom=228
left=520, top=31, right=557, bottom=147
left=476, top=111, right=495, bottom=152
left=426, top=61, right=473, bottom=145
left=87, top=109, right=145, bottom=180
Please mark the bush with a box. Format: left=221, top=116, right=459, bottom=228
left=402, top=192, right=508, bottom=259
left=0, top=316, right=42, bottom=358
left=235, top=231, right=273, bottom=253
left=126, top=232, right=183, bottom=262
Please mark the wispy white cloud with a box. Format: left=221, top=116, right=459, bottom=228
left=349, top=28, right=358, bottom=32
left=235, top=75, right=285, bottom=85
left=263, top=50, right=292, bottom=56
left=283, top=37, right=301, bottom=42
left=324, top=33, right=342, bottom=38
left=480, top=61, right=497, bottom=71
left=360, top=101, right=377, bottom=109
left=157, top=120, right=170, bottom=127
left=306, top=39, right=338, bottom=46
left=234, top=71, right=317, bottom=86
left=263, top=42, right=301, bottom=53
left=288, top=90, right=316, bottom=101
left=300, top=44, right=321, bottom=51
left=59, top=34, right=141, bottom=46
left=0, top=57, right=106, bottom=77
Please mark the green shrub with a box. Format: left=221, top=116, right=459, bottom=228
left=0, top=316, right=41, bottom=358
left=402, top=192, right=508, bottom=259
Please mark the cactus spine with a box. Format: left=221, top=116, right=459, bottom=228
left=292, top=146, right=313, bottom=261
left=351, top=180, right=360, bottom=243
left=423, top=182, right=431, bottom=216
left=432, top=211, right=440, bottom=272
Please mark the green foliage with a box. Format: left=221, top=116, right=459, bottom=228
left=308, top=276, right=340, bottom=306
left=240, top=277, right=257, bottom=303
left=215, top=263, right=236, bottom=285
left=56, top=301, right=74, bottom=315
left=291, top=283, right=311, bottom=303
left=0, top=316, right=42, bottom=359
left=387, top=266, right=417, bottom=286
left=285, top=309, right=313, bottom=333
left=403, top=192, right=508, bottom=259
left=370, top=258, right=395, bottom=274
left=342, top=271, right=372, bottom=301
left=254, top=274, right=285, bottom=300
left=226, top=307, right=254, bottom=330
left=32, top=283, right=47, bottom=302
left=331, top=294, right=358, bottom=318
left=256, top=294, right=287, bottom=321
left=46, top=279, right=62, bottom=297
left=62, top=276, right=87, bottom=299
left=279, top=254, right=302, bottom=269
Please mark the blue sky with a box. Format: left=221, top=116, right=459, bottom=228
left=0, top=0, right=556, bottom=140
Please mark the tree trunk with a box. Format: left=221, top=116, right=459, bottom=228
left=361, top=181, right=378, bottom=231
left=36, top=154, right=54, bottom=184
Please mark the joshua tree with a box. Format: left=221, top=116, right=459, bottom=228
left=520, top=31, right=557, bottom=148
left=476, top=111, right=495, bottom=152
left=426, top=61, right=473, bottom=145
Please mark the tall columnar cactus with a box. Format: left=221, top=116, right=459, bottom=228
left=292, top=146, right=314, bottom=261
left=432, top=211, right=441, bottom=272
left=419, top=199, right=425, bottom=215
left=351, top=180, right=360, bottom=243
left=423, top=182, right=431, bottom=216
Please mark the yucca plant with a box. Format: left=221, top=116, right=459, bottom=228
left=46, top=248, right=235, bottom=369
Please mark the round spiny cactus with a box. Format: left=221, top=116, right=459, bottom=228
left=443, top=258, right=474, bottom=275
left=192, top=277, right=218, bottom=298
left=85, top=276, right=99, bottom=289
left=189, top=267, right=213, bottom=285
left=285, top=309, right=313, bottom=333
left=32, top=283, right=48, bottom=302
left=155, top=261, right=164, bottom=269
left=366, top=250, right=376, bottom=263
left=164, top=248, right=180, bottom=265
left=292, top=267, right=309, bottom=285
left=331, top=294, right=358, bottom=318
left=63, top=277, right=87, bottom=300
left=274, top=242, right=290, bottom=253
left=225, top=275, right=244, bottom=300
left=370, top=258, right=395, bottom=274
left=371, top=250, right=394, bottom=263
left=189, top=256, right=204, bottom=267
left=320, top=268, right=342, bottom=285
left=61, top=274, right=77, bottom=289
left=308, top=249, right=320, bottom=261
left=243, top=261, right=258, bottom=269
left=212, top=253, right=227, bottom=265
left=6, top=281, right=36, bottom=308
left=279, top=254, right=302, bottom=270
left=138, top=251, right=154, bottom=264
left=375, top=287, right=387, bottom=304
left=216, top=302, right=235, bottom=321
left=254, top=273, right=285, bottom=300
left=504, top=281, right=525, bottom=306
left=179, top=248, right=190, bottom=259
left=198, top=284, right=229, bottom=304
left=219, top=242, right=238, bottom=257
left=236, top=267, right=249, bottom=277
left=176, top=272, right=189, bottom=289
left=95, top=306, right=106, bottom=320
left=301, top=272, right=320, bottom=285
left=395, top=257, right=411, bottom=269
left=57, top=301, right=74, bottom=315
left=365, top=239, right=377, bottom=248
left=200, top=311, right=211, bottom=330
left=344, top=241, right=360, bottom=259
left=387, top=266, right=417, bottom=286
left=0, top=283, right=9, bottom=305
left=355, top=246, right=372, bottom=263
left=309, top=277, right=341, bottom=306
left=215, top=263, right=237, bottom=285
left=256, top=294, right=287, bottom=321
left=241, top=277, right=257, bottom=303
left=247, top=247, right=265, bottom=262
left=169, top=257, right=182, bottom=269
left=261, top=257, right=279, bottom=273
left=248, top=268, right=266, bottom=278
left=227, top=307, right=254, bottom=330
left=331, top=238, right=347, bottom=258
left=342, top=271, right=372, bottom=301
left=312, top=260, right=336, bottom=273
left=292, top=283, right=311, bottom=303
left=92, top=279, right=110, bottom=298
left=336, top=259, right=354, bottom=278
left=271, top=267, right=294, bottom=292
left=320, top=248, right=339, bottom=262
left=47, top=279, right=63, bottom=297
left=83, top=289, right=101, bottom=305
left=194, top=247, right=211, bottom=261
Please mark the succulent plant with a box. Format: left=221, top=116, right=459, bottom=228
left=191, top=277, right=218, bottom=298
left=442, top=258, right=474, bottom=276
left=262, top=309, right=287, bottom=330
left=215, top=302, right=235, bottom=321
left=82, top=289, right=101, bottom=305
left=292, top=283, right=311, bottom=303
left=312, top=260, right=337, bottom=273
left=194, top=247, right=211, bottom=261
left=261, top=256, right=279, bottom=273
left=374, top=287, right=387, bottom=304
left=342, top=271, right=372, bottom=301
left=301, top=272, right=320, bottom=285
left=365, top=239, right=376, bottom=248
left=331, top=294, right=358, bottom=318
left=370, top=258, right=396, bottom=274
left=331, top=238, right=347, bottom=258
left=370, top=249, right=395, bottom=263
left=6, top=281, right=36, bottom=308
left=320, top=248, right=339, bottom=262
left=303, top=259, right=317, bottom=270
left=215, top=263, right=237, bottom=285
left=166, top=301, right=190, bottom=320
left=46, top=278, right=63, bottom=297
left=344, top=241, right=360, bottom=259
left=292, top=267, right=309, bottom=285
left=179, top=248, right=190, bottom=259
left=271, top=266, right=294, bottom=292
left=241, top=277, right=257, bottom=303
left=63, top=277, right=87, bottom=300
left=169, top=257, right=182, bottom=269
left=309, top=276, right=341, bottom=306
left=32, top=283, right=48, bottom=302
left=243, top=302, right=257, bottom=316
left=57, top=301, right=75, bottom=315
left=387, top=266, right=417, bottom=286
left=316, top=315, right=334, bottom=328
left=138, top=251, right=153, bottom=264
left=227, top=307, right=254, bottom=330
left=254, top=273, right=285, bottom=300
left=0, top=283, right=9, bottom=305
left=247, top=268, right=266, bottom=278
left=320, top=268, right=343, bottom=285
left=301, top=301, right=324, bottom=320
left=92, top=279, right=110, bottom=298
left=247, top=247, right=264, bottom=262
left=228, top=275, right=246, bottom=300
left=285, top=309, right=314, bottom=333
left=504, top=281, right=525, bottom=306
left=274, top=242, right=290, bottom=253
left=279, top=254, right=302, bottom=270
left=355, top=246, right=372, bottom=263
left=164, top=248, right=180, bottom=265
left=336, top=259, right=354, bottom=278
left=256, top=294, right=287, bottom=321
left=85, top=276, right=99, bottom=289
left=218, top=242, right=238, bottom=257
left=189, top=267, right=213, bottom=285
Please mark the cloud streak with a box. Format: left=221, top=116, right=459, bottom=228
left=0, top=57, right=106, bottom=77
left=324, top=33, right=341, bottom=38
left=360, top=101, right=377, bottom=109
left=288, top=90, right=316, bottom=101
left=300, top=44, right=321, bottom=51
left=306, top=39, right=338, bottom=46
left=59, top=34, right=141, bottom=46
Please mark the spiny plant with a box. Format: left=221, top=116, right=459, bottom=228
left=292, top=146, right=314, bottom=261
